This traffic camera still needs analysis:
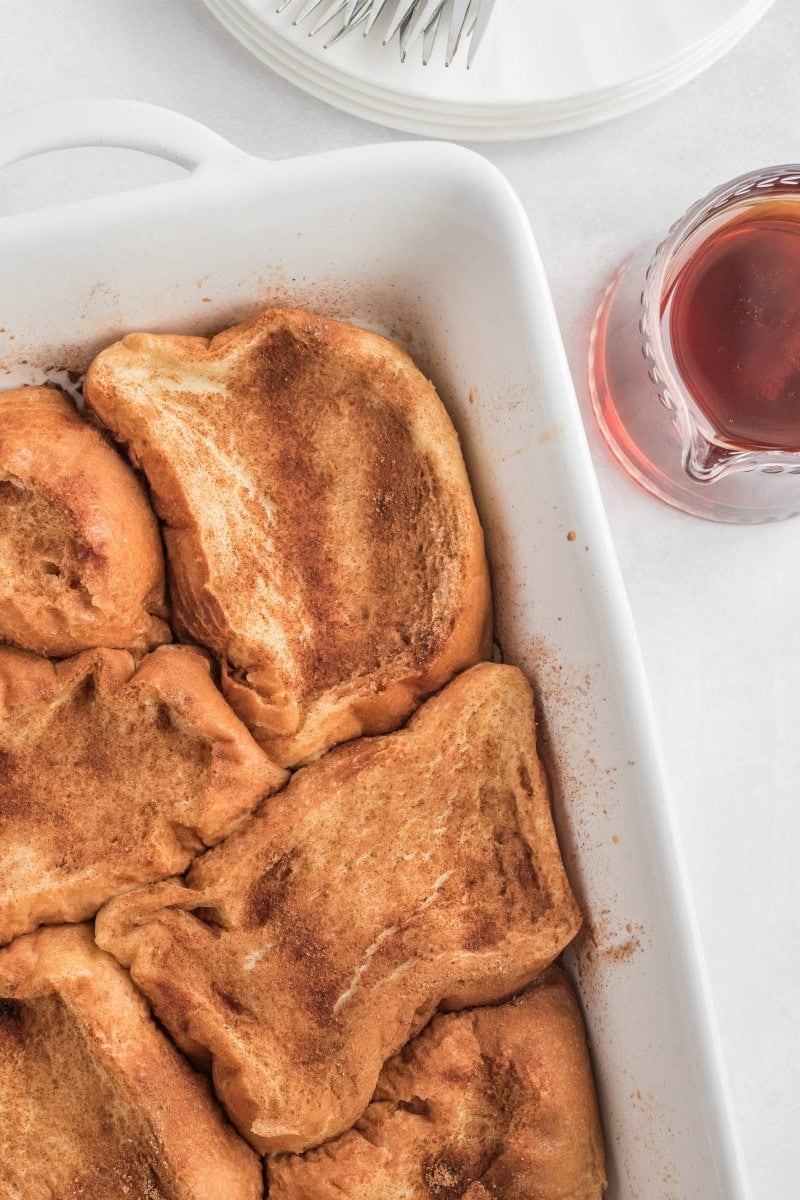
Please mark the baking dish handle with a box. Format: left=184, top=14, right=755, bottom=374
left=0, top=99, right=246, bottom=173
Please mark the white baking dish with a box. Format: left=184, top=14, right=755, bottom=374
left=0, top=99, right=750, bottom=1200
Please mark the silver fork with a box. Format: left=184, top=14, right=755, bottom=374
left=276, top=0, right=497, bottom=66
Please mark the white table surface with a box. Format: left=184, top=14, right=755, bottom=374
left=1, top=2, right=796, bottom=1196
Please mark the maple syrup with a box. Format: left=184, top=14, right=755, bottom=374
left=665, top=198, right=800, bottom=451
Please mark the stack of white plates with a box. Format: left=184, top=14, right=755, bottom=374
left=203, top=0, right=775, bottom=140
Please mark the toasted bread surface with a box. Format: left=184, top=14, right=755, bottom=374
left=0, top=385, right=169, bottom=656
left=0, top=643, right=286, bottom=946
left=96, top=663, right=581, bottom=1154
left=269, top=967, right=606, bottom=1199
left=83, top=308, right=492, bottom=766
left=0, top=924, right=262, bottom=1200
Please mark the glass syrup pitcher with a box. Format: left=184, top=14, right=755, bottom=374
left=589, top=165, right=800, bottom=524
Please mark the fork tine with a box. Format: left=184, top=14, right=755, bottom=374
left=445, top=0, right=472, bottom=64
left=275, top=0, right=294, bottom=12
left=400, top=0, right=445, bottom=54
left=466, top=0, right=496, bottom=66
left=346, top=0, right=374, bottom=24
left=382, top=0, right=419, bottom=45
left=363, top=0, right=390, bottom=34
left=397, top=6, right=413, bottom=60
left=325, top=0, right=373, bottom=46
left=398, top=1, right=425, bottom=59
left=421, top=5, right=443, bottom=64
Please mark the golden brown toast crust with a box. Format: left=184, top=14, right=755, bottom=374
left=83, top=308, right=492, bottom=766
left=268, top=967, right=607, bottom=1200
left=0, top=924, right=262, bottom=1200
left=0, top=385, right=170, bottom=656
left=96, top=663, right=581, bottom=1155
left=0, top=643, right=287, bottom=946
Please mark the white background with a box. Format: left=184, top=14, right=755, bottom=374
left=1, top=2, right=797, bottom=1196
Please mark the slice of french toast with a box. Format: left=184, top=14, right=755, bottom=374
left=0, top=643, right=286, bottom=946
left=83, top=307, right=492, bottom=767
left=0, top=924, right=262, bottom=1200
left=0, top=385, right=169, bottom=656
left=268, top=967, right=606, bottom=1200
left=96, top=663, right=580, bottom=1155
